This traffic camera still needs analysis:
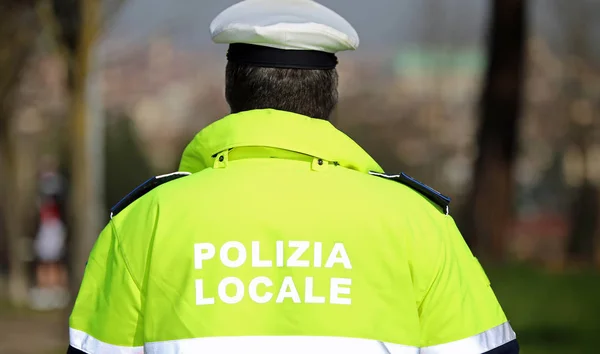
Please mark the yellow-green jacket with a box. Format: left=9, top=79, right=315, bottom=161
left=68, top=109, right=518, bottom=354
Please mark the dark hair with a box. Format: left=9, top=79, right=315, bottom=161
left=225, top=62, right=339, bottom=120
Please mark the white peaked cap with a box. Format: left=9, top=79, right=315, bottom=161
left=210, top=0, right=359, bottom=54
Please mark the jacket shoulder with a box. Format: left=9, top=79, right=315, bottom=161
left=369, top=171, right=451, bottom=214
left=110, top=172, right=191, bottom=218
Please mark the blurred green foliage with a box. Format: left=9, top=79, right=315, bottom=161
left=103, top=114, right=153, bottom=220
left=487, top=265, right=600, bottom=354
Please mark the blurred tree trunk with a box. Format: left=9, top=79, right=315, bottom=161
left=68, top=4, right=99, bottom=294
left=0, top=1, right=40, bottom=306
left=463, top=0, right=527, bottom=260
left=46, top=0, right=124, bottom=292
left=0, top=121, right=30, bottom=306
left=46, top=0, right=103, bottom=292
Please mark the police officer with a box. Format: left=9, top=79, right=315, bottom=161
left=68, top=1, right=518, bottom=353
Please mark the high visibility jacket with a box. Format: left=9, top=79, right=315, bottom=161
left=68, top=109, right=518, bottom=354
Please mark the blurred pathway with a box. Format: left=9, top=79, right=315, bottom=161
left=0, top=303, right=66, bottom=354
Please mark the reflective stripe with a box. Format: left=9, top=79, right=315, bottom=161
left=71, top=322, right=514, bottom=354
left=421, top=322, right=516, bottom=354
left=69, top=328, right=143, bottom=354
left=145, top=336, right=420, bottom=354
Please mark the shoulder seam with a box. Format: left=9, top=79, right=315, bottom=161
left=110, top=220, right=143, bottom=292
left=417, top=213, right=451, bottom=313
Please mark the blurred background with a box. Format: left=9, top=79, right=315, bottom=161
left=0, top=0, right=599, bottom=353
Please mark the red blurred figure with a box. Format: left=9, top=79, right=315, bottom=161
left=30, top=156, right=69, bottom=310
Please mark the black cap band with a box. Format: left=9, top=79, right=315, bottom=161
left=227, top=43, right=338, bottom=70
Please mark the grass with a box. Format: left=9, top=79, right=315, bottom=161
left=486, top=264, right=600, bottom=354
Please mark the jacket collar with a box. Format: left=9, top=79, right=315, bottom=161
left=178, top=109, right=383, bottom=174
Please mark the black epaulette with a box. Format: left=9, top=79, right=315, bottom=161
left=369, top=171, right=451, bottom=214
left=110, top=172, right=191, bottom=218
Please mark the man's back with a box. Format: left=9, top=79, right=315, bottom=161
left=69, top=2, right=517, bottom=352
left=69, top=110, right=516, bottom=354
